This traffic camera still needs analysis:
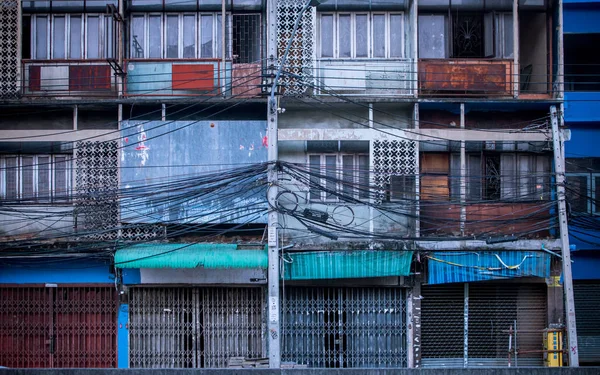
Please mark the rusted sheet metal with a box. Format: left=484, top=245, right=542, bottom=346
left=232, top=63, right=262, bottom=97
left=69, top=65, right=112, bottom=91
left=172, top=64, right=215, bottom=91
left=28, top=65, right=41, bottom=91
left=419, top=59, right=513, bottom=96
left=420, top=202, right=549, bottom=237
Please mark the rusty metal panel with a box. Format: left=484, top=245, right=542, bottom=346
left=28, top=65, right=41, bottom=91
left=419, top=60, right=513, bottom=96
left=0, top=286, right=117, bottom=368
left=172, top=64, right=215, bottom=91
left=231, top=63, right=261, bottom=97
left=69, top=65, right=112, bottom=92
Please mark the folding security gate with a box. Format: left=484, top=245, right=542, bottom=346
left=128, top=287, right=265, bottom=368
left=282, top=286, right=407, bottom=368
left=421, top=283, right=547, bottom=367
left=0, top=286, right=118, bottom=368
left=574, top=282, right=600, bottom=365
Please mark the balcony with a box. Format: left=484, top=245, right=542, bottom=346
left=418, top=59, right=514, bottom=97
left=124, top=60, right=262, bottom=98
left=316, top=59, right=414, bottom=96
left=22, top=60, right=117, bottom=98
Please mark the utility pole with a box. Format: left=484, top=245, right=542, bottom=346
left=550, top=105, right=579, bottom=366
left=266, top=0, right=280, bottom=367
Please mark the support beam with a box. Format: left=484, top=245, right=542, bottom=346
left=550, top=105, right=578, bottom=366
left=460, top=103, right=466, bottom=236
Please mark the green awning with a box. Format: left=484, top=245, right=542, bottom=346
left=114, top=243, right=267, bottom=269
left=283, top=250, right=413, bottom=280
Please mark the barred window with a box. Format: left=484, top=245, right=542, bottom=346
left=1, top=155, right=71, bottom=202
left=309, top=153, right=369, bottom=201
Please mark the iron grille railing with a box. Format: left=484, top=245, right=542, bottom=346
left=128, top=287, right=265, bottom=368
left=282, top=286, right=407, bottom=368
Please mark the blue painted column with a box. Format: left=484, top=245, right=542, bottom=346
left=117, top=303, right=129, bottom=368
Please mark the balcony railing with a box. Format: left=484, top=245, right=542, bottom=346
left=22, top=60, right=117, bottom=97
left=419, top=59, right=515, bottom=97
left=316, top=58, right=414, bottom=96
left=124, top=59, right=262, bottom=98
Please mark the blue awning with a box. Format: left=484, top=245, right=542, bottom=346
left=427, top=251, right=551, bottom=284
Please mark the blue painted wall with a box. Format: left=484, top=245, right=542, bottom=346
left=564, top=5, right=600, bottom=33
left=118, top=304, right=129, bottom=368
left=572, top=252, right=600, bottom=279
left=120, top=120, right=268, bottom=224
left=0, top=258, right=114, bottom=284
left=564, top=93, right=600, bottom=123
left=565, top=127, right=600, bottom=158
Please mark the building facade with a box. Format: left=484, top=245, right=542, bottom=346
left=563, top=0, right=600, bottom=366
left=0, top=0, right=573, bottom=369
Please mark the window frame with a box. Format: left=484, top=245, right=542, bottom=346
left=31, top=14, right=113, bottom=60
left=308, top=153, right=370, bottom=202
left=318, top=12, right=405, bottom=59
left=418, top=12, right=513, bottom=59
left=566, top=172, right=600, bottom=215
left=0, top=155, right=72, bottom=203
left=129, top=12, right=232, bottom=59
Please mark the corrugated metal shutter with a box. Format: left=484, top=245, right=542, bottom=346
left=128, top=287, right=264, bottom=368
left=282, top=286, right=407, bottom=368
left=421, top=283, right=546, bottom=368
left=574, top=283, right=600, bottom=365
left=0, top=286, right=117, bottom=368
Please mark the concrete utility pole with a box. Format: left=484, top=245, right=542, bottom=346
left=266, top=0, right=280, bottom=367
left=550, top=105, right=579, bottom=366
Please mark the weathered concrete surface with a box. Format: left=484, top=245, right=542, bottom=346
left=2, top=369, right=600, bottom=375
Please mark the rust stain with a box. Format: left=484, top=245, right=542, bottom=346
left=69, top=65, right=112, bottom=91
left=172, top=64, right=214, bottom=91
left=419, top=60, right=511, bottom=96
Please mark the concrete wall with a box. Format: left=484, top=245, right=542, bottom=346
left=519, top=12, right=548, bottom=94
left=0, top=205, right=73, bottom=237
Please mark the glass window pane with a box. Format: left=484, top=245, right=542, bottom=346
left=325, top=155, right=337, bottom=199
left=22, top=157, right=34, bottom=200
left=167, top=15, right=179, bottom=58
left=358, top=155, right=369, bottom=199
left=373, top=14, right=386, bottom=57
left=37, top=156, right=50, bottom=201
left=339, top=15, right=351, bottom=58
left=183, top=15, right=196, bottom=58
left=567, top=175, right=588, bottom=213
left=201, top=14, right=214, bottom=58
left=503, top=13, right=514, bottom=58
left=342, top=155, right=355, bottom=197
left=105, top=16, right=114, bottom=59
left=320, top=14, right=333, bottom=57
left=54, top=156, right=68, bottom=200
left=149, top=16, right=161, bottom=58
left=418, top=15, right=446, bottom=58
left=216, top=14, right=223, bottom=58
left=309, top=155, right=321, bottom=200
left=131, top=16, right=145, bottom=58
left=390, top=14, right=403, bottom=57
left=355, top=14, right=368, bottom=58
left=70, top=16, right=82, bottom=58
left=87, top=16, right=100, bottom=58
left=53, top=17, right=66, bottom=58
left=35, top=16, right=48, bottom=59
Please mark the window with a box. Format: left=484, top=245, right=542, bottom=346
left=564, top=34, right=600, bottom=92
left=130, top=13, right=231, bottom=59
left=418, top=12, right=513, bottom=59
left=387, top=175, right=416, bottom=201
left=450, top=153, right=550, bottom=201
left=309, top=154, right=369, bottom=201
left=319, top=12, right=404, bottom=59
left=31, top=14, right=114, bottom=59
left=566, top=173, right=600, bottom=214
left=1, top=155, right=71, bottom=202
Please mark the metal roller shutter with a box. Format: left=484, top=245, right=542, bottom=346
left=128, top=287, right=265, bottom=368
left=574, top=282, right=600, bottom=365
left=421, top=283, right=547, bottom=368
left=281, top=286, right=407, bottom=368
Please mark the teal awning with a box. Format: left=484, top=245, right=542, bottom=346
left=283, top=250, right=413, bottom=280
left=114, top=243, right=267, bottom=269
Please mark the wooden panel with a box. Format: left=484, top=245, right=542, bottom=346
left=419, top=60, right=512, bottom=96
left=29, top=65, right=41, bottom=91
left=172, top=64, right=214, bottom=91
left=69, top=65, right=112, bottom=91
left=421, top=154, right=449, bottom=200
left=232, top=63, right=262, bottom=97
